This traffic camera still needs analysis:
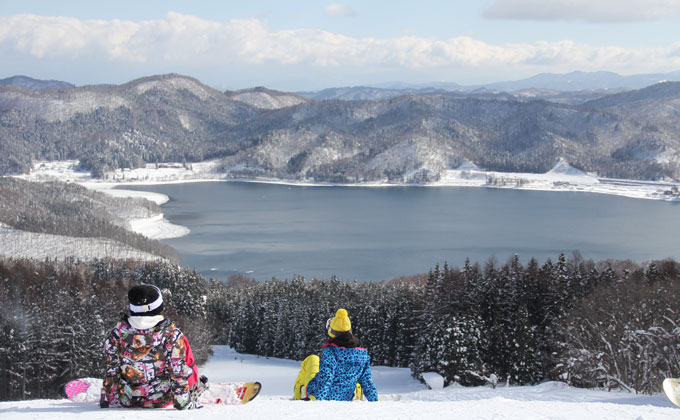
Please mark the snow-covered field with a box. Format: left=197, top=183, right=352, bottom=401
left=0, top=222, right=164, bottom=262
left=0, top=345, right=676, bottom=419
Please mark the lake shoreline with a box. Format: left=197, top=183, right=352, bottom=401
left=114, top=178, right=680, bottom=282
left=8, top=159, right=680, bottom=281
left=13, top=159, right=680, bottom=241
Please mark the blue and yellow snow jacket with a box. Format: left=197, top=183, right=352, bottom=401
left=306, top=343, right=379, bottom=401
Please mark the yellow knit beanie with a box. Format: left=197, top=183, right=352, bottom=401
left=328, top=308, right=352, bottom=338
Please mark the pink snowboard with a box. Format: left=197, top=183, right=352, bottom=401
left=64, top=378, right=261, bottom=405
left=64, top=380, right=90, bottom=400
left=64, top=378, right=102, bottom=402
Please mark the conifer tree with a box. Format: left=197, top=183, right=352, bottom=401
left=507, top=305, right=542, bottom=384
left=421, top=313, right=488, bottom=386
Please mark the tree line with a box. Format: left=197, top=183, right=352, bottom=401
left=1, top=253, right=679, bottom=401
left=0, top=258, right=211, bottom=401
left=216, top=254, right=680, bottom=394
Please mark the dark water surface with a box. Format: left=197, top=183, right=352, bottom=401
left=120, top=182, right=680, bottom=282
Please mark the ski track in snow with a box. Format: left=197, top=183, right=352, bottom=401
left=0, top=346, right=677, bottom=420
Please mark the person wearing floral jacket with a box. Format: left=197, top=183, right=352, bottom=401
left=100, top=284, right=201, bottom=409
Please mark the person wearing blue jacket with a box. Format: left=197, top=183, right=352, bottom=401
left=293, top=308, right=379, bottom=401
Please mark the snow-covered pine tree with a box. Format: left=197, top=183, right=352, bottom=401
left=285, top=275, right=315, bottom=360
left=507, top=305, right=542, bottom=384
left=460, top=258, right=483, bottom=315
left=420, top=313, right=488, bottom=386
left=557, top=259, right=680, bottom=394
left=410, top=266, right=442, bottom=379
left=256, top=280, right=281, bottom=357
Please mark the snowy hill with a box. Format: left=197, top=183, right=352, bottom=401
left=0, top=75, right=75, bottom=90
left=0, top=174, right=182, bottom=262
left=225, top=87, right=308, bottom=109
left=3, top=73, right=680, bottom=182
left=0, top=222, right=165, bottom=261
left=546, top=158, right=589, bottom=177
left=0, top=345, right=676, bottom=420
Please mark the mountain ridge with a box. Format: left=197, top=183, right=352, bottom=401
left=1, top=73, right=679, bottom=182
left=6, top=69, right=680, bottom=96
left=0, top=75, right=75, bottom=90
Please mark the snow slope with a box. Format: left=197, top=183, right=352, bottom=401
left=0, top=345, right=676, bottom=420
left=0, top=222, right=164, bottom=261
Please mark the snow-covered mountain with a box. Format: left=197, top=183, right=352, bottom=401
left=368, top=70, right=680, bottom=93
left=216, top=88, right=680, bottom=182
left=300, top=70, right=680, bottom=100
left=225, top=87, right=308, bottom=109
left=481, top=70, right=680, bottom=92
left=0, top=75, right=75, bottom=90
left=2, top=74, right=680, bottom=182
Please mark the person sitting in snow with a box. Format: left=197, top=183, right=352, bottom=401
left=294, top=308, right=378, bottom=401
left=100, top=284, right=203, bottom=409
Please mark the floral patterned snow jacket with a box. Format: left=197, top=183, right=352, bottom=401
left=306, top=343, right=379, bottom=401
left=100, top=317, right=197, bottom=409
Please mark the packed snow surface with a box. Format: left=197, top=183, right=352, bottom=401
left=0, top=345, right=676, bottom=419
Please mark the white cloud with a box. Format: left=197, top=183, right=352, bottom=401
left=324, top=4, right=357, bottom=18
left=483, top=0, right=680, bottom=22
left=0, top=12, right=678, bottom=79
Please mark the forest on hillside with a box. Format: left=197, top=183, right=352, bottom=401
left=0, top=178, right=179, bottom=262
left=2, top=253, right=679, bottom=401
left=2, top=75, right=680, bottom=182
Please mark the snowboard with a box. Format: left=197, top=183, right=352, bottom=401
left=663, top=378, right=680, bottom=407
left=200, top=381, right=261, bottom=405
left=64, top=378, right=261, bottom=405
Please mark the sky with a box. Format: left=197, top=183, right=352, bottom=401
left=1, top=0, right=679, bottom=91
